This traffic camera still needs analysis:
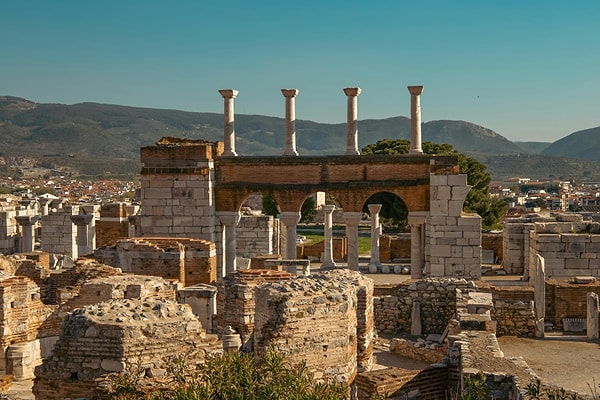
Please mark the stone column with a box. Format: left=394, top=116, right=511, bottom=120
left=128, top=215, right=141, bottom=237
left=408, top=85, right=424, bottom=154
left=588, top=292, right=599, bottom=340
left=368, top=204, right=382, bottom=268
left=343, top=87, right=361, bottom=155
left=281, top=89, right=299, bottom=156
left=344, top=212, right=362, bottom=271
left=38, top=197, right=52, bottom=215
left=218, top=89, right=239, bottom=157
left=321, top=205, right=337, bottom=269
left=217, top=211, right=241, bottom=276
left=70, top=214, right=94, bottom=258
left=534, top=254, right=546, bottom=338
left=15, top=215, right=39, bottom=253
left=408, top=213, right=427, bottom=279
left=279, top=211, right=301, bottom=259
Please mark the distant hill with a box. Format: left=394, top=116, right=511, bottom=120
left=1, top=95, right=600, bottom=180
left=541, top=126, right=600, bottom=162
left=514, top=141, right=551, bottom=154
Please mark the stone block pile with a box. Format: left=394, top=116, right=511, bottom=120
left=253, top=270, right=374, bottom=384
left=236, top=215, right=278, bottom=258
left=33, top=298, right=214, bottom=400
left=40, top=205, right=79, bottom=257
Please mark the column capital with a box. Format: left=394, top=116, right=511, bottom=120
left=368, top=204, right=382, bottom=214
left=343, top=211, right=362, bottom=225
left=343, top=87, right=362, bottom=97
left=322, top=204, right=336, bottom=213
left=70, top=214, right=94, bottom=226
left=279, top=211, right=301, bottom=225
left=281, top=88, right=299, bottom=98
left=15, top=215, right=40, bottom=226
left=219, top=89, right=239, bottom=99
left=408, top=85, right=424, bottom=96
left=216, top=211, right=241, bottom=226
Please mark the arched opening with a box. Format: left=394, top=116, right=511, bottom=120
left=363, top=191, right=409, bottom=233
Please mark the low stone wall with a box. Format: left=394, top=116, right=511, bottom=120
left=298, top=237, right=347, bottom=262
left=373, top=279, right=476, bottom=334
left=389, top=337, right=446, bottom=364
left=236, top=215, right=278, bottom=258
left=545, top=279, right=600, bottom=330
left=355, top=365, right=449, bottom=400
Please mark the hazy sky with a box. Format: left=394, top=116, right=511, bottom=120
left=3, top=1, right=600, bottom=143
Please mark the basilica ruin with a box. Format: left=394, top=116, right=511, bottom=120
left=0, top=86, right=598, bottom=399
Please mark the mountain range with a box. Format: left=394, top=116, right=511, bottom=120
left=1, top=95, right=599, bottom=181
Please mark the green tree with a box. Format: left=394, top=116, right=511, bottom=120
left=262, top=195, right=317, bottom=223
left=362, top=139, right=508, bottom=229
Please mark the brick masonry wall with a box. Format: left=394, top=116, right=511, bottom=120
left=253, top=270, right=374, bottom=384
left=33, top=299, right=210, bottom=400
left=546, top=279, right=600, bottom=329
left=356, top=365, right=449, bottom=400
left=236, top=215, right=277, bottom=258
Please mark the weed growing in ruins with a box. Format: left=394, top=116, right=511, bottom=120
left=525, top=378, right=584, bottom=400
left=105, top=347, right=349, bottom=399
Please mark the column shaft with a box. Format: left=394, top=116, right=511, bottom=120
left=343, top=87, right=361, bottom=155
left=281, top=89, right=299, bottom=156
left=321, top=205, right=336, bottom=269
left=217, top=212, right=241, bottom=276
left=219, top=89, right=239, bottom=157
left=15, top=216, right=39, bottom=253
left=368, top=204, right=382, bottom=267
left=70, top=215, right=94, bottom=258
left=280, top=211, right=301, bottom=259
left=344, top=212, right=362, bottom=271
left=408, top=86, right=424, bottom=154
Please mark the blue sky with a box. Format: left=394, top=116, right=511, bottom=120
left=2, top=1, right=599, bottom=142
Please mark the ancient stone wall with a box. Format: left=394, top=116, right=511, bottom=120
left=0, top=274, right=52, bottom=349
left=485, top=285, right=535, bottom=337
left=236, top=215, right=278, bottom=258
left=298, top=237, right=347, bottom=262
left=40, top=205, right=78, bottom=257
left=94, top=237, right=216, bottom=286
left=427, top=174, right=482, bottom=279
left=373, top=279, right=476, bottom=334
left=355, top=365, right=449, bottom=400
left=380, top=234, right=411, bottom=262
left=216, top=269, right=293, bottom=351
left=0, top=205, right=19, bottom=255
left=482, top=232, right=503, bottom=263
left=545, top=279, right=600, bottom=330
left=95, top=203, right=137, bottom=248
left=253, top=270, right=374, bottom=384
left=33, top=298, right=213, bottom=400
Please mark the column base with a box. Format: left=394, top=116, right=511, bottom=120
left=222, top=150, right=238, bottom=157
left=320, top=260, right=338, bottom=270
left=283, top=150, right=299, bottom=156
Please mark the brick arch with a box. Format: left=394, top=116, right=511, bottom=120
left=214, top=154, right=459, bottom=213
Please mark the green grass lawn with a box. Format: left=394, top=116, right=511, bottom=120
left=298, top=231, right=372, bottom=256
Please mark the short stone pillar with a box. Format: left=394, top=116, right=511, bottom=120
left=219, top=89, right=239, bottom=157
left=128, top=214, right=141, bottom=237
left=6, top=343, right=34, bottom=381
left=222, top=326, right=242, bottom=353
left=408, top=85, right=424, bottom=154
left=344, top=212, right=362, bottom=271
left=70, top=214, right=94, bottom=258
left=217, top=211, right=241, bottom=276
left=408, top=213, right=427, bottom=279
left=343, top=87, right=361, bottom=155
left=15, top=215, right=39, bottom=253
left=279, top=211, right=301, bottom=259
left=281, top=89, right=299, bottom=156
left=411, top=301, right=422, bottom=336
left=588, top=292, right=599, bottom=339
left=368, top=204, right=382, bottom=268
left=321, top=205, right=337, bottom=269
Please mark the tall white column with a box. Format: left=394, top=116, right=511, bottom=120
left=408, top=85, right=424, bottom=154
left=15, top=215, right=39, bottom=253
left=321, top=205, right=336, bottom=269
left=588, top=292, right=599, bottom=340
left=217, top=211, right=241, bottom=276
left=368, top=204, right=382, bottom=268
left=218, top=89, right=239, bottom=157
left=281, top=89, right=299, bottom=156
left=344, top=212, right=362, bottom=271
left=408, top=213, right=427, bottom=279
left=279, top=211, right=301, bottom=259
left=343, top=87, right=361, bottom=155
left=70, top=215, right=94, bottom=258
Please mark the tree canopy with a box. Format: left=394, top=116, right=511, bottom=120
left=362, top=139, right=508, bottom=229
